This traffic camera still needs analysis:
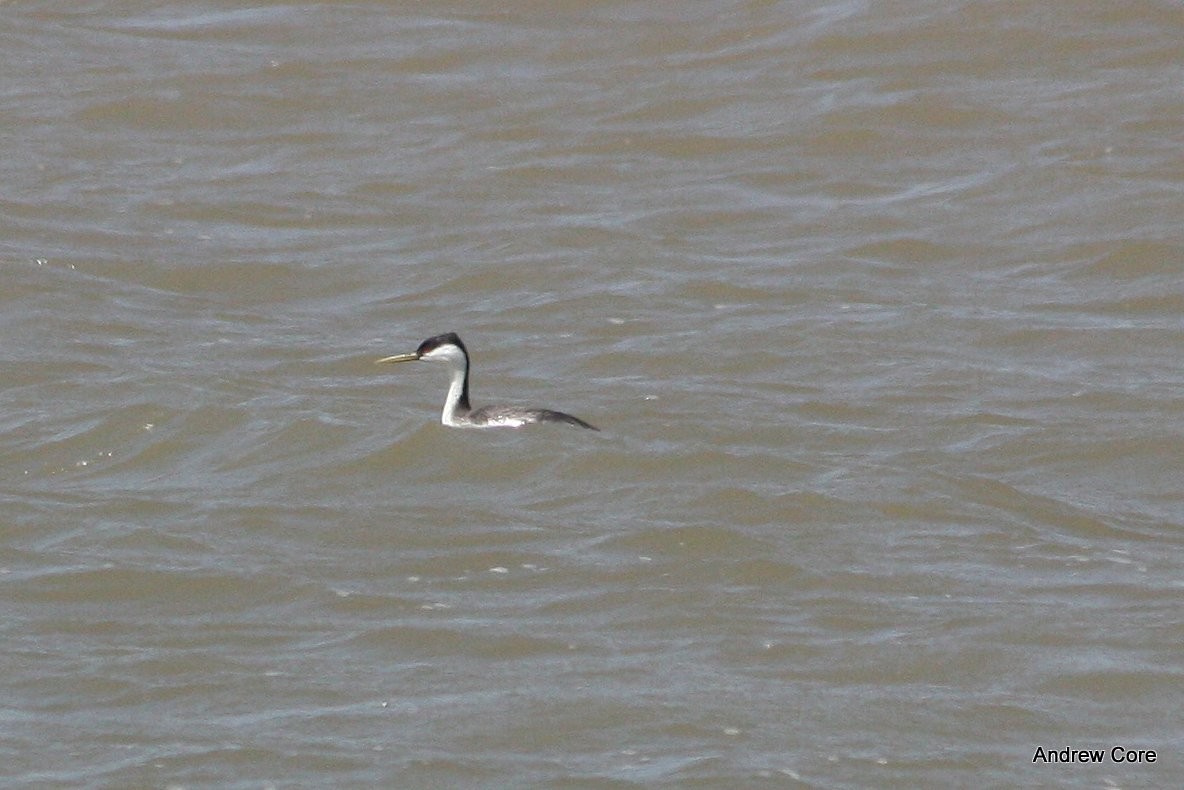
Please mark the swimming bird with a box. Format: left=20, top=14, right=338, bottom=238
left=376, top=332, right=598, bottom=430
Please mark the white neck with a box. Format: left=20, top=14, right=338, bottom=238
left=440, top=365, right=469, bottom=426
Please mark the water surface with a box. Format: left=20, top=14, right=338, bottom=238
left=2, top=2, right=1183, bottom=787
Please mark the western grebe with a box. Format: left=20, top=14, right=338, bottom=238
left=376, top=332, right=598, bottom=430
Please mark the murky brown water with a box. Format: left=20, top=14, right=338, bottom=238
left=3, top=2, right=1183, bottom=787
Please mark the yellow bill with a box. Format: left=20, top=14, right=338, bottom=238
left=375, top=352, right=419, bottom=365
